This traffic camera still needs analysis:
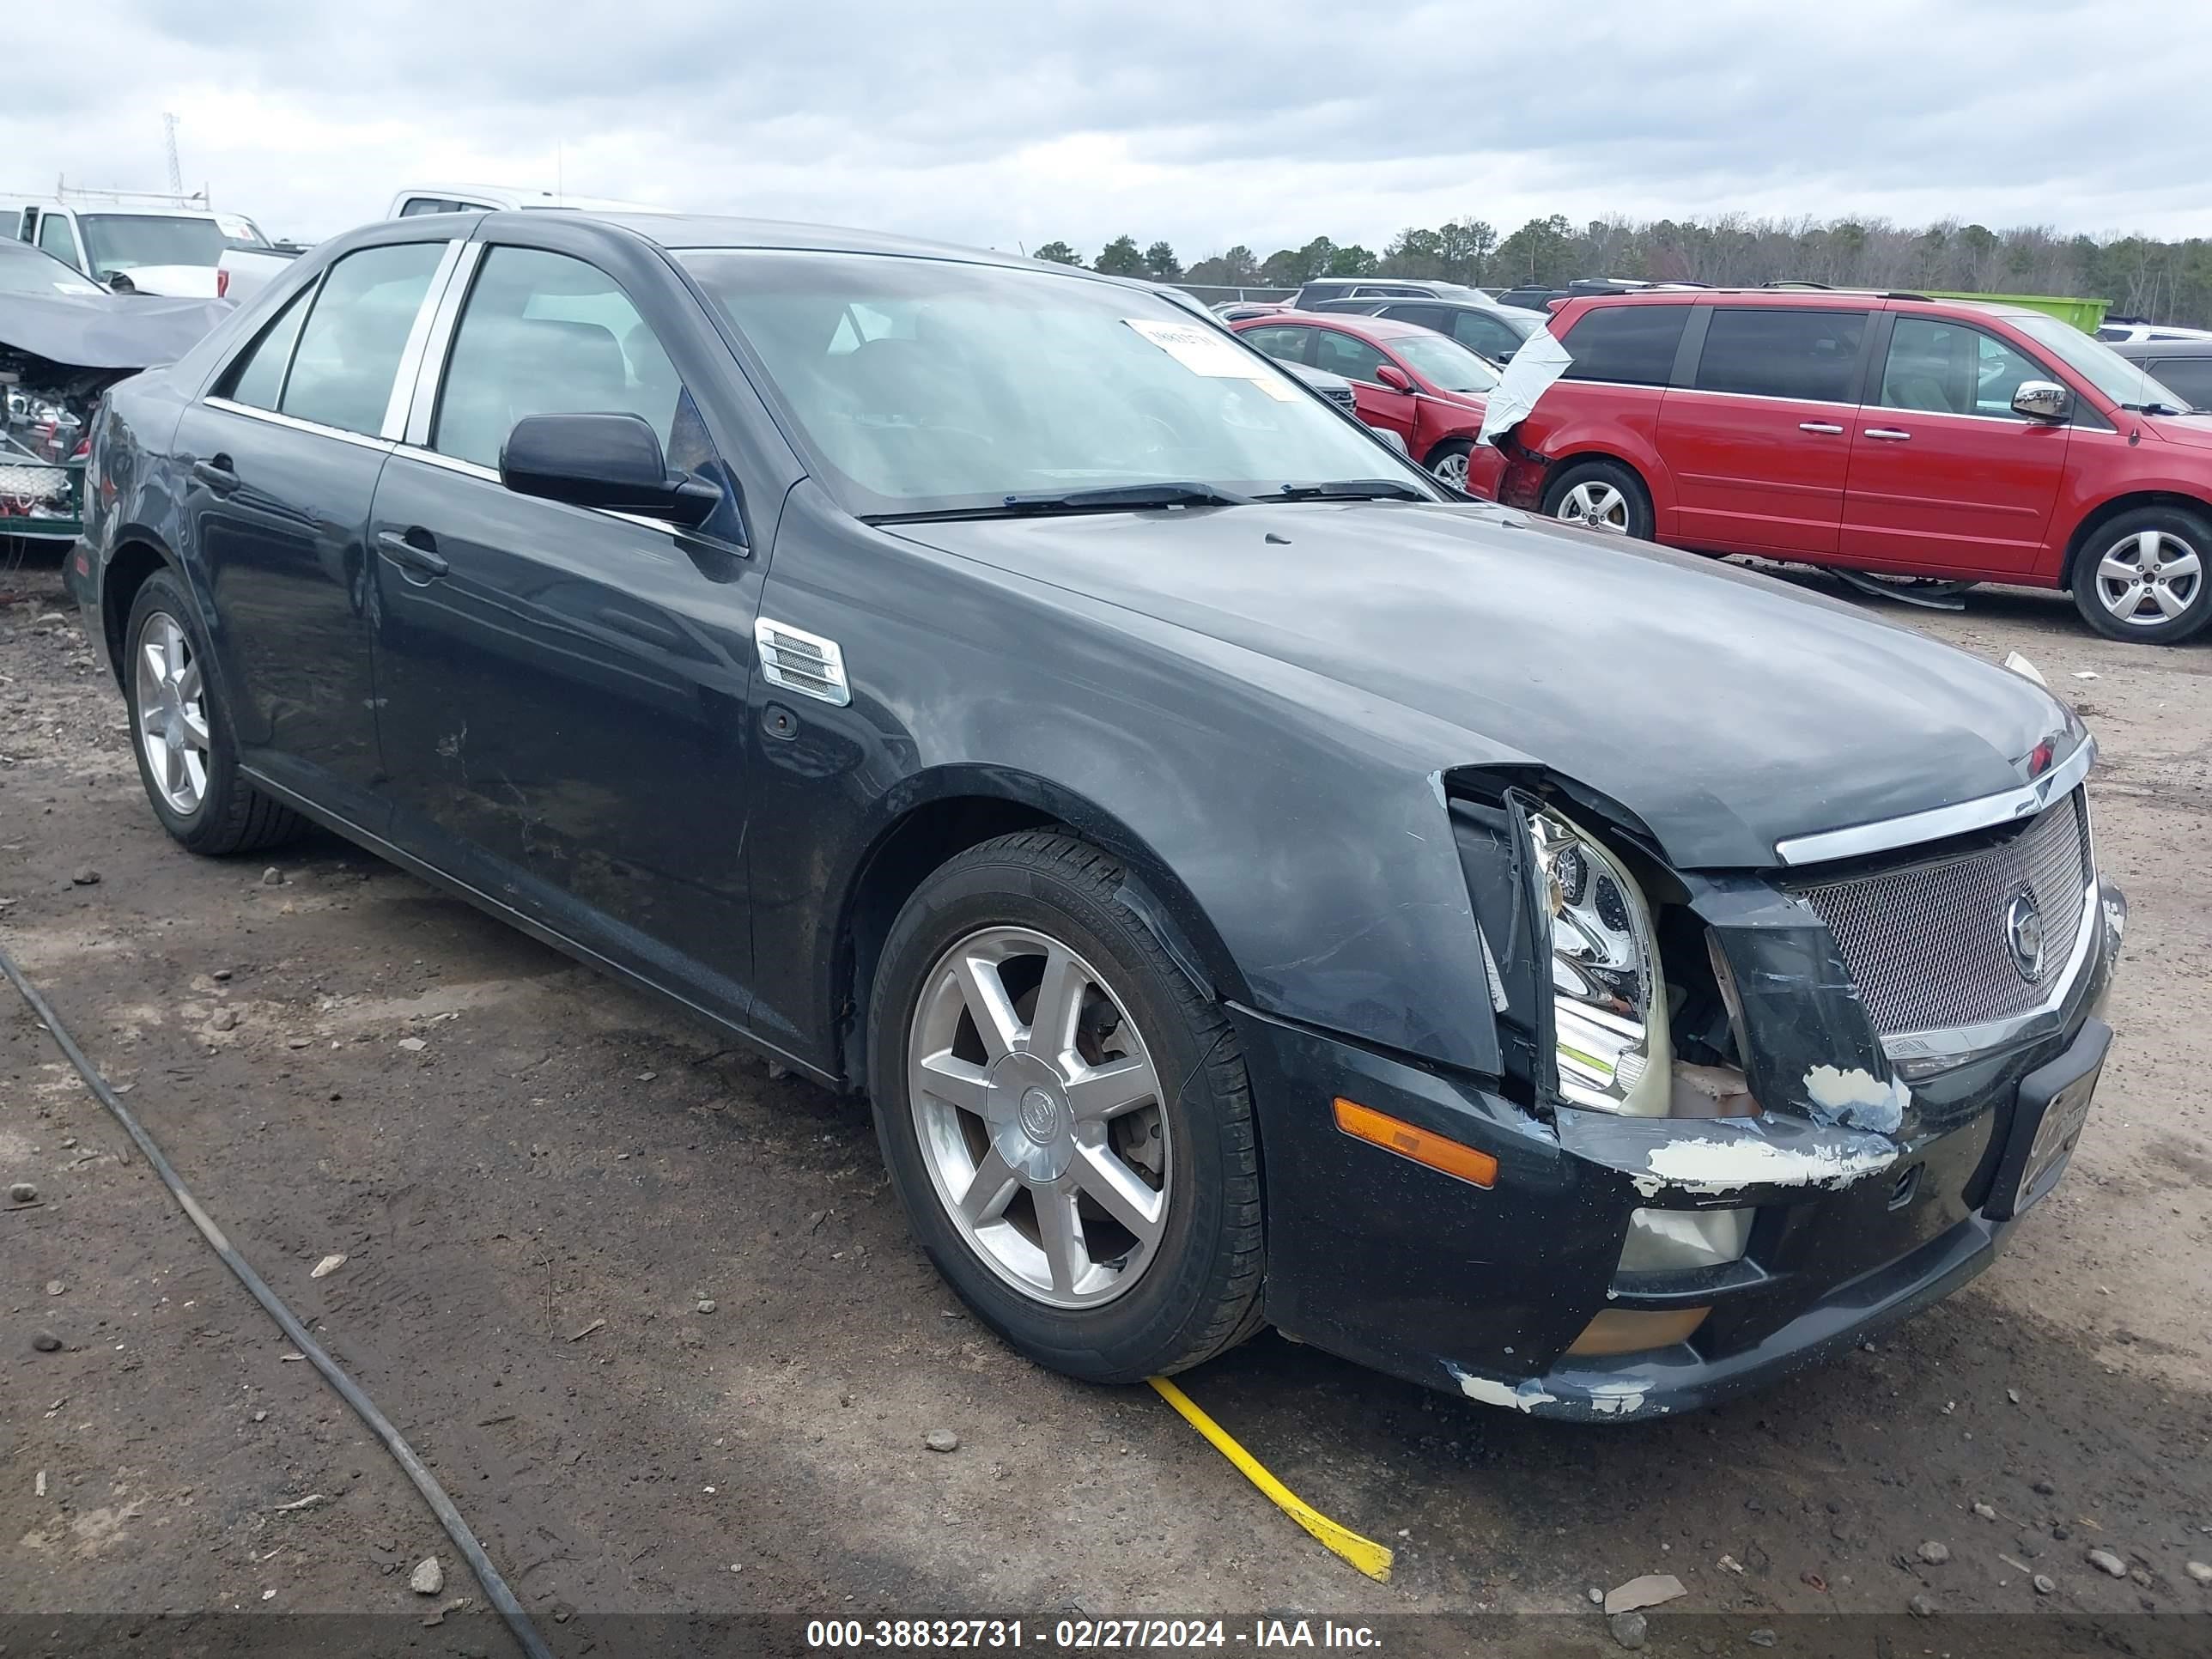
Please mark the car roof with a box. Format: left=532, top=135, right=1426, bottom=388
left=2112, top=337, right=2212, bottom=359
left=1322, top=294, right=1545, bottom=323
left=1559, top=287, right=2064, bottom=323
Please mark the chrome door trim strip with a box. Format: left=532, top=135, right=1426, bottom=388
left=380, top=240, right=468, bottom=441
left=202, top=397, right=398, bottom=455
left=404, top=241, right=486, bottom=447
left=1774, top=738, right=2095, bottom=866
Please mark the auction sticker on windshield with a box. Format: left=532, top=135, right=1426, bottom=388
left=1125, top=319, right=1296, bottom=397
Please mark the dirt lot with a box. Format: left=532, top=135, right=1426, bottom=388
left=3, top=542, right=2209, bottom=1655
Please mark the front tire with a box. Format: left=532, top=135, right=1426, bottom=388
left=1427, top=439, right=1475, bottom=493
left=867, top=831, right=1264, bottom=1382
left=123, top=571, right=305, bottom=855
left=2071, top=507, right=2212, bottom=643
left=1542, top=458, right=1653, bottom=538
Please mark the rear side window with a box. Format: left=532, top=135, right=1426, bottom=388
left=2148, top=358, right=2212, bottom=410
left=1241, top=325, right=1312, bottom=365
left=432, top=246, right=684, bottom=469
left=281, top=242, right=447, bottom=435
left=1377, top=303, right=1449, bottom=332
left=1559, top=305, right=1688, bottom=386
left=1696, top=308, right=1865, bottom=403
left=1312, top=329, right=1389, bottom=384
left=219, top=284, right=315, bottom=410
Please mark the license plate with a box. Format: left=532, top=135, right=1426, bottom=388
left=2008, top=1060, right=2100, bottom=1216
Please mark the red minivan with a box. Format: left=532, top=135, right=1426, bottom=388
left=1492, top=289, right=2212, bottom=643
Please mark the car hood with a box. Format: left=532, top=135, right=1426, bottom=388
left=893, top=501, right=2075, bottom=870
left=2142, top=410, right=2212, bottom=451
left=0, top=289, right=234, bottom=369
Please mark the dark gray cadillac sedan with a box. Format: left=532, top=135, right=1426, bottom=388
left=67, top=210, right=2124, bottom=1418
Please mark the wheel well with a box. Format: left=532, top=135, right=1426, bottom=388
left=99, top=540, right=174, bottom=690
left=836, top=796, right=1059, bottom=1085
left=1422, top=434, right=1473, bottom=469
left=2061, top=492, right=2212, bottom=589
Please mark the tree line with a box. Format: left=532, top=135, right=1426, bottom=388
left=1033, top=215, right=2212, bottom=325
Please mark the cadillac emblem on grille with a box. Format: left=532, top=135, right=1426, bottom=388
left=2005, top=885, right=2046, bottom=982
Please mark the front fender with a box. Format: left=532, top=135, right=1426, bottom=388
left=744, top=483, right=1508, bottom=1082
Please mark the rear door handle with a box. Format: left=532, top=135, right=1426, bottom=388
left=191, top=455, right=240, bottom=492
left=1864, top=427, right=1912, bottom=441
left=376, top=528, right=449, bottom=579
left=1798, top=422, right=1844, bottom=434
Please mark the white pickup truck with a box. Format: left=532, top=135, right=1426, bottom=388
left=5, top=199, right=277, bottom=298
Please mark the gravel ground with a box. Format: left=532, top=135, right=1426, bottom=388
left=3, top=544, right=2209, bottom=1656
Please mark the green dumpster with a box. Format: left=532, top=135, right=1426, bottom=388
left=1924, top=291, right=2111, bottom=333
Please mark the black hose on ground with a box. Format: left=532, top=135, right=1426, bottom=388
left=1, top=938, right=556, bottom=1659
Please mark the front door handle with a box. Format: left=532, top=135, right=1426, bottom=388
left=376, top=528, right=449, bottom=579
left=1798, top=422, right=1844, bottom=434
left=191, top=455, right=240, bottom=493
left=1863, top=427, right=1912, bottom=441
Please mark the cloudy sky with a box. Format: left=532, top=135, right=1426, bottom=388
left=8, top=0, right=2209, bottom=258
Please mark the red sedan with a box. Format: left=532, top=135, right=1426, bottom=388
left=1231, top=310, right=1500, bottom=491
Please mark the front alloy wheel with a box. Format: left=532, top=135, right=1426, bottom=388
left=134, top=611, right=210, bottom=815
left=908, top=926, right=1170, bottom=1307
left=869, top=830, right=1265, bottom=1382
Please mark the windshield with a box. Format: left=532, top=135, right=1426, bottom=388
left=1390, top=333, right=1499, bottom=393
left=78, top=214, right=227, bottom=277
left=0, top=239, right=102, bottom=295
left=2010, top=311, right=2189, bottom=412
left=678, top=248, right=1432, bottom=518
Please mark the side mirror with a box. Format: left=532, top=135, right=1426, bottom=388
left=501, top=412, right=721, bottom=527
left=2012, top=380, right=2071, bottom=422
left=1374, top=363, right=1415, bottom=394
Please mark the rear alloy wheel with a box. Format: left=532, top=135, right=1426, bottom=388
left=123, top=570, right=305, bottom=854
left=1542, top=459, right=1652, bottom=538
left=1428, top=440, right=1475, bottom=493
left=2074, top=508, right=2212, bottom=643
left=869, top=831, right=1265, bottom=1382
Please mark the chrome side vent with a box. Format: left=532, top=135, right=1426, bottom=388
left=754, top=617, right=851, bottom=707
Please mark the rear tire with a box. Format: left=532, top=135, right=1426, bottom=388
left=1542, top=458, right=1653, bottom=539
left=2070, top=506, right=2212, bottom=643
left=867, top=831, right=1265, bottom=1382
left=123, top=571, right=305, bottom=855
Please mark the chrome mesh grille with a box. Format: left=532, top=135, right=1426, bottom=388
left=1321, top=386, right=1357, bottom=413
left=1795, top=790, right=2092, bottom=1035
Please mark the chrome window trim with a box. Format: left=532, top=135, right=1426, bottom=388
left=1658, top=386, right=1866, bottom=411
left=1881, top=878, right=2100, bottom=1073
left=203, top=396, right=398, bottom=455
left=1775, top=738, right=2095, bottom=866
left=380, top=240, right=469, bottom=441
left=404, top=241, right=484, bottom=447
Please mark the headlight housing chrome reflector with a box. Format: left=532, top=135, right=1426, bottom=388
left=1521, top=802, right=1672, bottom=1116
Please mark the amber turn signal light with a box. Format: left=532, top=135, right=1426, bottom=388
left=1331, top=1098, right=1498, bottom=1189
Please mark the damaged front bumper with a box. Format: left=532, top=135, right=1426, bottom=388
left=1229, top=872, right=2124, bottom=1421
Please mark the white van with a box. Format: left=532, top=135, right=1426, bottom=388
left=4, top=197, right=272, bottom=297
left=386, top=183, right=663, bottom=219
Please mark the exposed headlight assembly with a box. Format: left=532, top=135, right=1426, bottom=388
left=1518, top=800, right=1672, bottom=1116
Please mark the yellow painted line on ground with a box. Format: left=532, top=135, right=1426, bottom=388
left=1146, top=1375, right=1394, bottom=1583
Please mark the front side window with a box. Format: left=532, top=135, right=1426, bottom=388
left=1696, top=308, right=1865, bottom=403
left=219, top=284, right=315, bottom=411
left=36, top=212, right=81, bottom=268
left=432, top=246, right=684, bottom=470
left=1559, top=304, right=1689, bottom=386
left=77, top=214, right=227, bottom=279
left=280, top=241, right=448, bottom=435
left=1312, top=329, right=1389, bottom=384
left=1879, top=318, right=2045, bottom=418
left=680, top=248, right=1429, bottom=517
